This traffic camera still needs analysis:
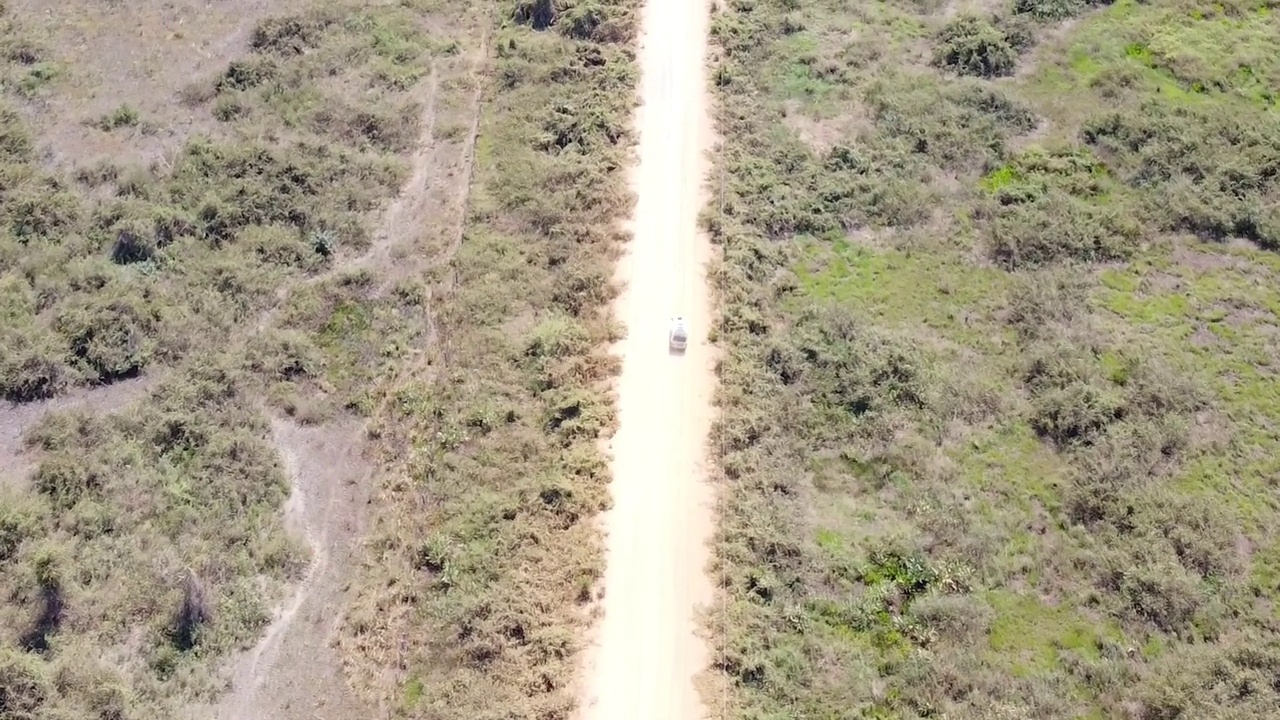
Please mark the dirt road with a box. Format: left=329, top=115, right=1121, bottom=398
left=576, top=0, right=717, bottom=717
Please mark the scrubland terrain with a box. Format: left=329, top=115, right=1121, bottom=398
left=705, top=0, right=1280, bottom=718
left=6, top=0, right=1280, bottom=717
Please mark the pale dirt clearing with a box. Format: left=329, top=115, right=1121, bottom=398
left=575, top=0, right=718, bottom=716
left=6, top=0, right=282, bottom=169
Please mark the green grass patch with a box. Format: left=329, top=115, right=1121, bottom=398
left=986, top=591, right=1123, bottom=677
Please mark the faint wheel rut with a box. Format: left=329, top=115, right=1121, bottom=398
left=210, top=417, right=372, bottom=720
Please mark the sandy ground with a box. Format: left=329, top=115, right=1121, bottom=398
left=8, top=0, right=281, bottom=169
left=575, top=0, right=718, bottom=717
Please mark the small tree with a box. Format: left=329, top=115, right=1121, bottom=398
left=171, top=570, right=212, bottom=651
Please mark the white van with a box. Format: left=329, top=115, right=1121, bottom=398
left=669, top=317, right=688, bottom=352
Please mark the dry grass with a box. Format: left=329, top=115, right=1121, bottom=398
left=1, top=0, right=284, bottom=168
left=335, top=1, right=643, bottom=716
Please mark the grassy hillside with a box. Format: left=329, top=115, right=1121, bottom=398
left=707, top=0, right=1280, bottom=717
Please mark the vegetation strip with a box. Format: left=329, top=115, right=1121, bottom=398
left=335, top=0, right=641, bottom=717
left=0, top=2, right=449, bottom=714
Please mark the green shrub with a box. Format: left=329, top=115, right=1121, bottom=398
left=55, top=293, right=158, bottom=383
left=0, top=326, right=69, bottom=402
left=1083, top=101, right=1280, bottom=249
left=218, top=57, right=278, bottom=91
left=982, top=148, right=1142, bottom=267
left=864, top=75, right=1034, bottom=169
left=933, top=15, right=1019, bottom=78
left=0, top=494, right=44, bottom=563
left=988, top=191, right=1142, bottom=267
left=1012, top=0, right=1113, bottom=21
left=250, top=11, right=338, bottom=55
left=514, top=0, right=557, bottom=30
left=1003, top=267, right=1089, bottom=339
left=32, top=455, right=103, bottom=510
left=245, top=330, right=325, bottom=380
left=559, top=0, right=636, bottom=43
left=5, top=183, right=81, bottom=242
left=95, top=104, right=140, bottom=131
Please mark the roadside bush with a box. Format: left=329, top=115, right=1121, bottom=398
left=514, top=0, right=635, bottom=43
left=933, top=15, right=1019, bottom=78
left=565, top=1, right=630, bottom=42
left=1013, top=0, right=1113, bottom=21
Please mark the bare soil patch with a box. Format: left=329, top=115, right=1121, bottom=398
left=5, top=0, right=281, bottom=168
